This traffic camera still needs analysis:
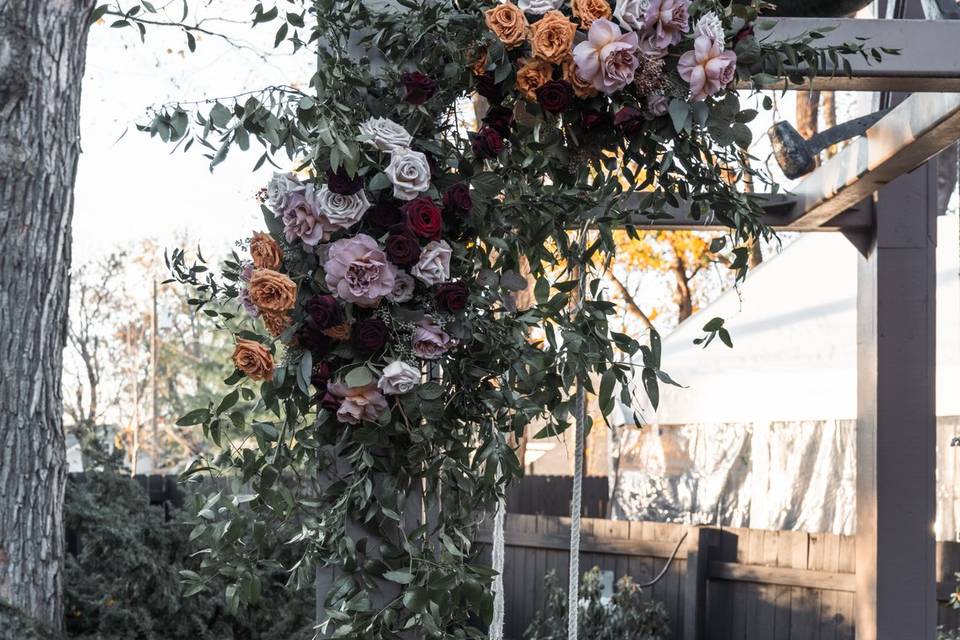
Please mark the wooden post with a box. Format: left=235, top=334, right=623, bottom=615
left=855, top=161, right=938, bottom=640
left=683, top=527, right=731, bottom=640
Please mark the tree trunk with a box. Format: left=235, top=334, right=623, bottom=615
left=796, top=90, right=821, bottom=139
left=0, top=0, right=96, bottom=628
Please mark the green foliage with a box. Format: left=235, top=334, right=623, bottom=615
left=525, top=568, right=670, bottom=640
left=63, top=472, right=315, bottom=639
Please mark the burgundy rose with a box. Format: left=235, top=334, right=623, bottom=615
left=401, top=71, right=437, bottom=105
left=351, top=317, right=389, bottom=353
left=320, top=392, right=341, bottom=412
left=476, top=72, right=503, bottom=104
left=326, top=167, right=363, bottom=195
left=366, top=202, right=403, bottom=232
left=385, top=227, right=422, bottom=268
left=614, top=106, right=645, bottom=137
left=311, top=361, right=332, bottom=388
left=296, top=323, right=332, bottom=354
left=443, top=183, right=472, bottom=216
left=434, top=281, right=469, bottom=312
left=536, top=80, right=574, bottom=115
left=581, top=109, right=606, bottom=129
left=307, top=295, right=345, bottom=329
left=482, top=105, right=514, bottom=137
left=403, top=197, right=443, bottom=240
left=472, top=126, right=506, bottom=160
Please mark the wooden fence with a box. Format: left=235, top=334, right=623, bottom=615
left=481, top=514, right=960, bottom=640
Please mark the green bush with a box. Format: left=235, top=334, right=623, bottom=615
left=64, top=472, right=315, bottom=639
left=525, top=567, right=670, bottom=640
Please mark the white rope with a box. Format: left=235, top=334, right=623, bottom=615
left=489, top=481, right=506, bottom=640
left=567, top=254, right=588, bottom=640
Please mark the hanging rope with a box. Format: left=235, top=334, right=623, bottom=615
left=489, top=480, right=506, bottom=640
left=567, top=237, right=589, bottom=640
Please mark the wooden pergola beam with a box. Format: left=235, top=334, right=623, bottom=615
left=784, top=91, right=960, bottom=230
left=750, top=18, right=960, bottom=92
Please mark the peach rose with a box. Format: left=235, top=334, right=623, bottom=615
left=562, top=57, right=598, bottom=98
left=323, top=322, right=353, bottom=341
left=262, top=310, right=290, bottom=337
left=249, top=231, right=282, bottom=270
left=470, top=48, right=489, bottom=77
left=484, top=2, right=528, bottom=49
left=232, top=339, right=274, bottom=381
left=530, top=11, right=577, bottom=64
left=248, top=268, right=297, bottom=314
left=572, top=0, right=612, bottom=30
left=515, top=58, right=553, bottom=101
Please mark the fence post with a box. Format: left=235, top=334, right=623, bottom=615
left=683, top=526, right=713, bottom=640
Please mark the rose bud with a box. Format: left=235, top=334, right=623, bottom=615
left=403, top=197, right=443, bottom=240
left=326, top=167, right=363, bottom=196
left=351, top=317, right=389, bottom=354
left=320, top=392, right=341, bottom=412
left=476, top=72, right=503, bottom=104
left=442, top=183, right=472, bottom=216
left=365, top=201, right=404, bottom=232
left=536, top=80, right=574, bottom=115
left=434, top=281, right=469, bottom=312
left=385, top=227, right=422, bottom=268
left=735, top=25, right=754, bottom=44
left=482, top=105, right=514, bottom=137
left=401, top=71, right=437, bottom=105
left=614, top=106, right=645, bottom=137
left=472, top=126, right=506, bottom=160
left=306, top=295, right=345, bottom=329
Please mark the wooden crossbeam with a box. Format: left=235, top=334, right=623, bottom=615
left=752, top=18, right=960, bottom=92
left=784, top=91, right=960, bottom=230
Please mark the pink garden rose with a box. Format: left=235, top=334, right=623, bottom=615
left=643, top=0, right=690, bottom=50
left=281, top=189, right=326, bottom=246
left=572, top=19, right=640, bottom=94
left=412, top=316, right=456, bottom=360
left=327, top=382, right=388, bottom=424
left=677, top=34, right=737, bottom=101
left=324, top=233, right=397, bottom=307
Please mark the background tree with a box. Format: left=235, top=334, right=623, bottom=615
left=0, top=0, right=98, bottom=627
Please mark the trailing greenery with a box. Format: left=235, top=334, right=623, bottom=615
left=63, top=471, right=315, bottom=639
left=525, top=567, right=669, bottom=640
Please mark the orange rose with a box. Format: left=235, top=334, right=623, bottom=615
left=571, top=0, right=611, bottom=30
left=470, top=48, right=489, bottom=77
left=562, top=58, right=598, bottom=99
left=262, top=310, right=290, bottom=337
left=249, top=231, right=282, bottom=270
left=515, top=59, right=553, bottom=102
left=529, top=11, right=577, bottom=64
left=232, top=339, right=274, bottom=381
left=248, top=269, right=297, bottom=313
left=484, top=3, right=528, bottom=50
left=323, top=322, right=352, bottom=341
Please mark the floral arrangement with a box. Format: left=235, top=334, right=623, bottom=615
left=151, top=0, right=891, bottom=636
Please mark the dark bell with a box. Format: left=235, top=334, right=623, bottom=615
left=761, top=0, right=874, bottom=17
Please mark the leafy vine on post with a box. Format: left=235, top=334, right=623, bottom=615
left=132, top=0, right=893, bottom=636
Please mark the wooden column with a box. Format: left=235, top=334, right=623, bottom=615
left=855, top=160, right=938, bottom=639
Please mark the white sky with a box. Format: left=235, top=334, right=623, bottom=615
left=75, top=2, right=314, bottom=264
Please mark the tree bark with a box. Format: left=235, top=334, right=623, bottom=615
left=0, top=0, right=96, bottom=628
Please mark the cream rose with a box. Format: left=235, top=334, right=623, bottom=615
left=519, top=0, right=563, bottom=14
left=378, top=361, right=421, bottom=395
left=265, top=172, right=304, bottom=212
left=613, top=0, right=649, bottom=32
left=385, top=148, right=431, bottom=201
left=359, top=117, right=413, bottom=152
left=387, top=270, right=415, bottom=303
left=411, top=240, right=452, bottom=286
left=310, top=185, right=371, bottom=233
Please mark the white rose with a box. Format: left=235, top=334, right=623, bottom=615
left=411, top=240, right=452, bottom=286
left=266, top=172, right=304, bottom=213
left=518, top=0, right=563, bottom=14
left=385, top=148, right=431, bottom=201
left=613, top=0, right=650, bottom=32
left=309, top=185, right=371, bottom=233
left=359, top=117, right=413, bottom=152
left=387, top=271, right=415, bottom=303
left=694, top=11, right=725, bottom=50
left=378, top=360, right=421, bottom=395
